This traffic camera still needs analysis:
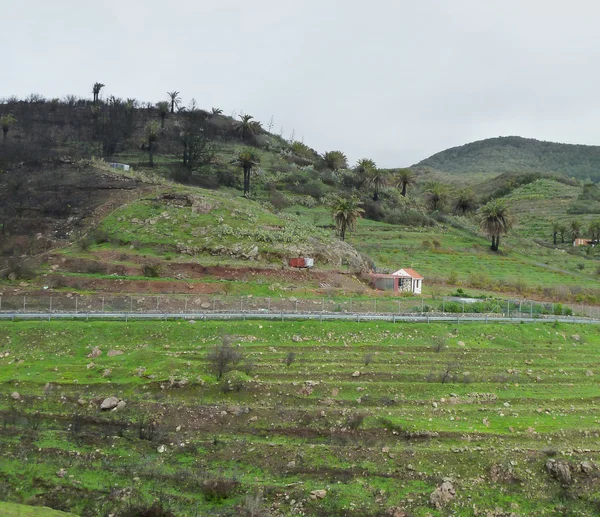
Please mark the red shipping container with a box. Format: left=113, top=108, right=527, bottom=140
left=289, top=258, right=306, bottom=267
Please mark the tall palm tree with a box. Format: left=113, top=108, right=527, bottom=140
left=234, top=114, right=262, bottom=140
left=570, top=220, right=582, bottom=242
left=323, top=150, right=348, bottom=171
left=235, top=148, right=261, bottom=197
left=453, top=188, right=478, bottom=214
left=211, top=107, right=223, bottom=115
left=394, top=168, right=415, bottom=197
left=558, top=224, right=567, bottom=244
left=365, top=168, right=388, bottom=201
left=423, top=181, right=449, bottom=212
left=479, top=199, right=513, bottom=252
left=590, top=220, right=600, bottom=241
left=331, top=195, right=364, bottom=241
left=0, top=114, right=16, bottom=140
left=145, top=121, right=160, bottom=167
left=167, top=91, right=181, bottom=114
left=552, top=221, right=561, bottom=245
left=156, top=101, right=169, bottom=129
left=92, top=82, right=105, bottom=104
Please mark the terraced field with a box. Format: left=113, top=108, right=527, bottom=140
left=1, top=320, right=600, bottom=516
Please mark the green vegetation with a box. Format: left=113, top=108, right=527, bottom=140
left=1, top=320, right=600, bottom=516
left=417, top=136, right=600, bottom=181
left=0, top=502, right=77, bottom=516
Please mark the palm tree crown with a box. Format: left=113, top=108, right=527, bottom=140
left=331, top=195, right=364, bottom=241
left=393, top=168, right=415, bottom=197
left=92, top=82, right=105, bottom=104
left=323, top=151, right=348, bottom=171
left=478, top=199, right=513, bottom=252
left=167, top=91, right=181, bottom=113
left=365, top=168, right=388, bottom=201
left=423, top=181, right=449, bottom=212
left=234, top=114, right=262, bottom=140
left=453, top=188, right=478, bottom=214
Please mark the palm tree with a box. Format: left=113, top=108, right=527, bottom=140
left=552, top=221, right=560, bottom=245
left=234, top=114, right=262, bottom=140
left=570, top=220, right=582, bottom=242
left=478, top=199, right=513, bottom=252
left=453, top=188, right=478, bottom=214
left=323, top=150, right=348, bottom=171
left=92, top=82, right=105, bottom=104
left=0, top=114, right=16, bottom=140
left=365, top=168, right=388, bottom=201
left=423, top=181, right=449, bottom=212
left=355, top=158, right=376, bottom=176
left=167, top=91, right=181, bottom=114
left=235, top=148, right=261, bottom=197
left=587, top=220, right=600, bottom=242
left=211, top=107, right=223, bottom=115
left=558, top=224, right=567, bottom=244
left=331, top=195, right=364, bottom=241
left=394, top=168, right=415, bottom=197
left=145, top=121, right=160, bottom=167
left=156, top=101, right=169, bottom=129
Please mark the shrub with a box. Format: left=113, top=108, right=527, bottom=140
left=285, top=352, right=296, bottom=366
left=238, top=493, right=269, bottom=517
left=201, top=475, right=240, bottom=502
left=346, top=412, right=367, bottom=430
left=142, top=263, right=161, bottom=278
left=364, top=353, right=374, bottom=365
left=433, top=336, right=447, bottom=353
left=207, top=335, right=243, bottom=380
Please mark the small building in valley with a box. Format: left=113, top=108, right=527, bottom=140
left=370, top=268, right=424, bottom=294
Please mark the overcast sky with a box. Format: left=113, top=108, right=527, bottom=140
left=3, top=0, right=599, bottom=167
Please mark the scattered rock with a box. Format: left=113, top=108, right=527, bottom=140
left=113, top=400, right=127, bottom=411
left=385, top=508, right=408, bottom=517
left=56, top=469, right=67, bottom=478
left=351, top=371, right=361, bottom=378
left=10, top=392, right=20, bottom=401
left=201, top=302, right=211, bottom=309
left=102, top=369, right=113, bottom=378
left=107, top=350, right=124, bottom=357
left=586, top=370, right=594, bottom=377
left=100, top=397, right=119, bottom=410
left=310, top=490, right=327, bottom=500
left=87, top=346, right=102, bottom=358
left=430, top=480, right=455, bottom=509
left=157, top=445, right=166, bottom=453
left=572, top=334, right=581, bottom=341
left=546, top=459, right=572, bottom=485
left=580, top=461, right=594, bottom=474
left=292, top=335, right=303, bottom=343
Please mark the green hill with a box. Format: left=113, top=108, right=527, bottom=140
left=416, top=136, right=600, bottom=181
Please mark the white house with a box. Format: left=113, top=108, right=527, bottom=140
left=370, top=268, right=424, bottom=294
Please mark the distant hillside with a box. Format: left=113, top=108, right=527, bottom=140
left=415, top=136, right=600, bottom=181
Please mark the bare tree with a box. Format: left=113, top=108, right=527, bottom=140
left=207, top=336, right=243, bottom=380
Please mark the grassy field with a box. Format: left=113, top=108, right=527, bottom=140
left=0, top=502, right=77, bottom=516
left=1, top=320, right=600, bottom=516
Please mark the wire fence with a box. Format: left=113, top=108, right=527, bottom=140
left=0, top=293, right=598, bottom=320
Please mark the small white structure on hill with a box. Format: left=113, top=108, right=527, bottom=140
left=370, top=268, right=424, bottom=294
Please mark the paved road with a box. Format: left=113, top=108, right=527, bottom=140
left=0, top=311, right=598, bottom=325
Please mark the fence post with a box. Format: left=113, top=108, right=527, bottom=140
left=0, top=296, right=2, bottom=311
left=530, top=301, right=533, bottom=318
left=507, top=300, right=510, bottom=318
left=240, top=297, right=243, bottom=312
left=101, top=297, right=104, bottom=312
left=184, top=297, right=188, bottom=313
left=398, top=301, right=401, bottom=314
left=130, top=297, right=133, bottom=313
left=421, top=297, right=424, bottom=314
left=295, top=300, right=298, bottom=313
left=462, top=301, right=465, bottom=314
left=374, top=299, right=377, bottom=313
left=442, top=297, right=445, bottom=313
left=49, top=297, right=52, bottom=313
left=23, top=296, right=26, bottom=312
left=268, top=298, right=271, bottom=312
left=350, top=299, right=353, bottom=313
left=156, top=296, right=160, bottom=312
left=75, top=296, right=78, bottom=314
left=322, top=297, right=324, bottom=313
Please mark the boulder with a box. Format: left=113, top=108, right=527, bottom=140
left=546, top=459, right=572, bottom=485
left=310, top=490, right=327, bottom=500
left=351, top=371, right=361, bottom=377
left=113, top=400, right=127, bottom=411
left=430, top=480, right=456, bottom=509
left=100, top=397, right=119, bottom=410
left=87, top=346, right=102, bottom=358
left=10, top=392, right=20, bottom=401
left=107, top=350, right=124, bottom=357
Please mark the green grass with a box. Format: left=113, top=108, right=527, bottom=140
left=0, top=502, right=77, bottom=516
left=1, top=320, right=600, bottom=515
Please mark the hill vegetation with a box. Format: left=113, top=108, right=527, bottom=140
left=417, top=136, right=600, bottom=181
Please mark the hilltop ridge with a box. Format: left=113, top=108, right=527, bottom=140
left=415, top=136, right=600, bottom=181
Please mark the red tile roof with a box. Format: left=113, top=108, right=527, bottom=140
left=398, top=268, right=423, bottom=279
